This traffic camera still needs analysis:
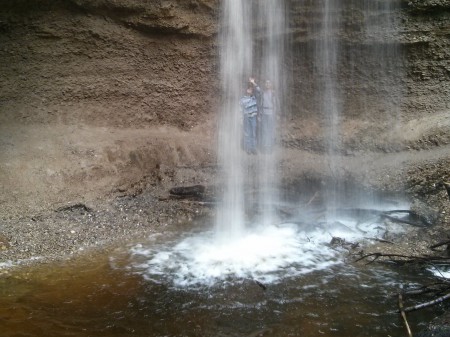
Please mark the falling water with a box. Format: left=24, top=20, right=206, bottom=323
left=308, top=0, right=404, bottom=218
left=362, top=0, right=404, bottom=144
left=128, top=0, right=410, bottom=288
left=215, top=0, right=252, bottom=241
left=255, top=1, right=286, bottom=227
left=316, top=0, right=343, bottom=222
left=216, top=0, right=287, bottom=238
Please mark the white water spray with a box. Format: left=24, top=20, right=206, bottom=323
left=317, top=0, right=342, bottom=222
left=216, top=0, right=286, bottom=239
left=307, top=0, right=405, bottom=218
left=215, top=0, right=252, bottom=242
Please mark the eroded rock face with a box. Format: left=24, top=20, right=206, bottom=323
left=288, top=0, right=450, bottom=120
left=0, top=0, right=219, bottom=214
left=1, top=0, right=448, bottom=126
left=0, top=0, right=218, bottom=128
left=70, top=0, right=218, bottom=37
left=0, top=0, right=448, bottom=215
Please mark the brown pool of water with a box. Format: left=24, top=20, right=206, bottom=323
left=0, top=246, right=440, bottom=337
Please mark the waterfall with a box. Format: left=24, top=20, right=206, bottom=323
left=362, top=0, right=404, bottom=142
left=317, top=0, right=343, bottom=222
left=256, top=1, right=286, bottom=227
left=215, top=0, right=252, bottom=241
left=130, top=0, right=410, bottom=288
left=304, top=0, right=404, bottom=217
left=216, top=0, right=287, bottom=240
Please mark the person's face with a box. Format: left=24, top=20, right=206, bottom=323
left=247, top=87, right=253, bottom=95
left=265, top=80, right=272, bottom=89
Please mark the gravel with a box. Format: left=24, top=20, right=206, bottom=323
left=0, top=186, right=213, bottom=271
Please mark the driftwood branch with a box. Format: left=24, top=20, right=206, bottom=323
left=364, top=237, right=395, bottom=244
left=402, top=282, right=450, bottom=296
left=254, top=280, right=267, bottom=291
left=380, top=210, right=431, bottom=227
left=430, top=239, right=450, bottom=251
left=169, top=185, right=206, bottom=197
left=356, top=252, right=450, bottom=265
left=355, top=252, right=422, bottom=264
left=380, top=214, right=420, bottom=226
left=359, top=237, right=450, bottom=323
left=306, top=191, right=319, bottom=206
left=403, top=292, right=450, bottom=313
left=398, top=293, right=413, bottom=337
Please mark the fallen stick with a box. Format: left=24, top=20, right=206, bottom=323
left=430, top=239, right=450, bottom=251
left=382, top=210, right=432, bottom=227
left=364, top=237, right=395, bottom=244
left=355, top=252, right=418, bottom=264
left=306, top=191, right=319, bottom=206
left=380, top=214, right=426, bottom=227
left=403, top=292, right=450, bottom=313
left=398, top=293, right=413, bottom=337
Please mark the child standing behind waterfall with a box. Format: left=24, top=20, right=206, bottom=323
left=240, top=80, right=259, bottom=154
left=259, top=79, right=277, bottom=153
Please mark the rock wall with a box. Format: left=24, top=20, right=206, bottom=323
left=0, top=0, right=218, bottom=129
left=1, top=0, right=448, bottom=128
left=288, top=0, right=450, bottom=119
left=0, top=0, right=448, bottom=215
left=0, top=0, right=219, bottom=215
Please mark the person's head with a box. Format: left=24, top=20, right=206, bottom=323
left=246, top=83, right=254, bottom=95
left=264, top=80, right=272, bottom=90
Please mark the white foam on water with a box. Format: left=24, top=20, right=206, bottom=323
left=0, top=256, right=44, bottom=270
left=129, top=215, right=407, bottom=288
left=429, top=266, right=450, bottom=279
left=0, top=260, right=14, bottom=269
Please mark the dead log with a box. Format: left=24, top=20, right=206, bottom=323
left=169, top=185, right=206, bottom=198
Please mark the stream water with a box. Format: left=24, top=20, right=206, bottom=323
left=0, top=211, right=442, bottom=337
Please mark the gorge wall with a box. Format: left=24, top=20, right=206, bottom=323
left=286, top=0, right=449, bottom=151
left=0, top=0, right=449, bottom=216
